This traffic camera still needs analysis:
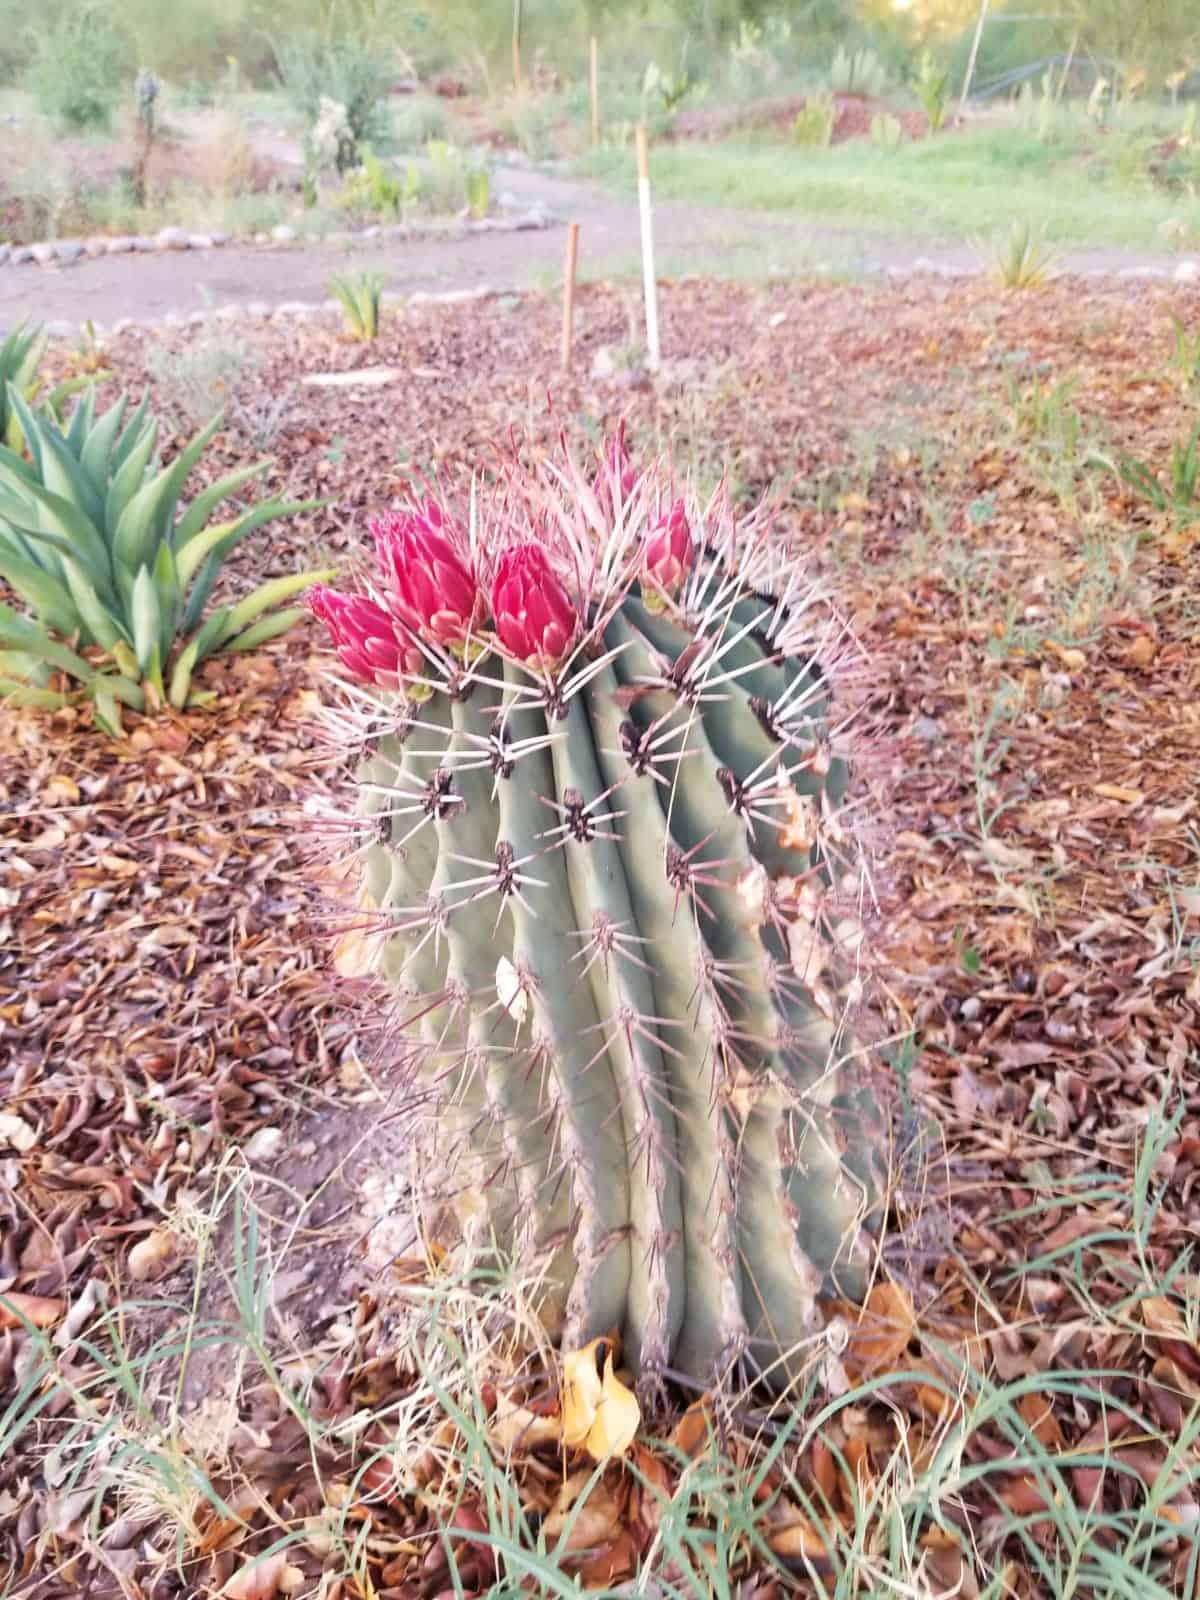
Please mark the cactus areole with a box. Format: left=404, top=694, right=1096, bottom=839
left=312, top=434, right=882, bottom=1389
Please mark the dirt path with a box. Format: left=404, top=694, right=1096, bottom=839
left=0, top=165, right=1191, bottom=333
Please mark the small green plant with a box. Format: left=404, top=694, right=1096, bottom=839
left=1112, top=424, right=1200, bottom=519
left=792, top=93, right=834, bottom=149
left=329, top=271, right=385, bottom=340
left=341, top=145, right=403, bottom=215
left=1007, top=375, right=1081, bottom=459
left=26, top=2, right=130, bottom=130
left=425, top=140, right=486, bottom=214
left=914, top=50, right=949, bottom=135
left=869, top=111, right=903, bottom=152
left=642, top=60, right=695, bottom=117
left=0, top=389, right=328, bottom=732
left=465, top=164, right=490, bottom=221
left=987, top=219, right=1058, bottom=288
left=830, top=45, right=887, bottom=98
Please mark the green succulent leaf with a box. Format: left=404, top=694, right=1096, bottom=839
left=0, top=677, right=75, bottom=709
left=112, top=411, right=223, bottom=572
left=131, top=564, right=162, bottom=673
left=61, top=557, right=127, bottom=651
left=223, top=568, right=335, bottom=637
left=174, top=460, right=271, bottom=548
left=220, top=606, right=308, bottom=654
left=105, top=420, right=159, bottom=540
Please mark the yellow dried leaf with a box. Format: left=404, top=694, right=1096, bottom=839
left=560, top=1339, right=641, bottom=1459
left=587, top=1353, right=640, bottom=1459
left=1093, top=783, right=1144, bottom=806
left=44, top=774, right=80, bottom=805
left=561, top=1338, right=606, bottom=1447
left=128, top=1228, right=178, bottom=1283
left=488, top=1392, right=560, bottom=1452
left=222, top=1551, right=305, bottom=1599
left=843, top=1281, right=916, bottom=1379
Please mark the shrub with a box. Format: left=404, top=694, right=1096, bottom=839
left=144, top=336, right=260, bottom=431
left=339, top=146, right=409, bottom=216
left=329, top=271, right=385, bottom=341
left=830, top=45, right=887, bottom=98
left=390, top=93, right=450, bottom=150
left=26, top=4, right=131, bottom=131
left=308, top=429, right=880, bottom=1383
left=274, top=31, right=394, bottom=174
left=792, top=93, right=834, bottom=149
left=0, top=388, right=328, bottom=732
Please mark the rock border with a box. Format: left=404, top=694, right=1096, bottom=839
left=0, top=206, right=555, bottom=270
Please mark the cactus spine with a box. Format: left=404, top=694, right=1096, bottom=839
left=316, top=434, right=881, bottom=1388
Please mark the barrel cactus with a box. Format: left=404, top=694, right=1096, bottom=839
left=312, top=430, right=882, bottom=1389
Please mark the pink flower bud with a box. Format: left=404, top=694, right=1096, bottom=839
left=371, top=504, right=483, bottom=645
left=308, top=585, right=418, bottom=686
left=644, top=499, right=694, bottom=598
left=491, top=545, right=579, bottom=670
left=594, top=423, right=638, bottom=520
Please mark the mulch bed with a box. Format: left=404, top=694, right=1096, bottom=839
left=2, top=275, right=1199, bottom=1596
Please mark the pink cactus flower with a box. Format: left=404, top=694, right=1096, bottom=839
left=491, top=545, right=579, bottom=669
left=644, top=499, right=694, bottom=598
left=308, top=586, right=420, bottom=686
left=371, top=505, right=483, bottom=646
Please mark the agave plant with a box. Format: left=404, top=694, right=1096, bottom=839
left=309, top=429, right=882, bottom=1389
left=0, top=385, right=329, bottom=733
left=329, top=271, right=385, bottom=341
left=0, top=326, right=49, bottom=451
left=986, top=219, right=1059, bottom=290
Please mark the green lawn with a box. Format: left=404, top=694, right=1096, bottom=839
left=583, top=117, right=1200, bottom=250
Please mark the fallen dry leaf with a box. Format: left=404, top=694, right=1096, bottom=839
left=0, top=1292, right=67, bottom=1330
left=560, top=1338, right=641, bottom=1460
left=127, top=1228, right=179, bottom=1283
left=222, top=1551, right=305, bottom=1599
left=841, top=1281, right=917, bottom=1380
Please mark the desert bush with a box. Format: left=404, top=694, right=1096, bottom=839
left=144, top=336, right=260, bottom=430
left=0, top=388, right=327, bottom=731
left=340, top=146, right=411, bottom=215
left=26, top=4, right=132, bottom=130
left=390, top=93, right=451, bottom=150
left=274, top=31, right=394, bottom=173
left=830, top=44, right=887, bottom=97
left=792, top=93, right=834, bottom=148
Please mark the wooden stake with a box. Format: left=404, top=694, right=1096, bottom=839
left=958, top=0, right=990, bottom=114
left=512, top=0, right=523, bottom=91
left=635, top=123, right=659, bottom=371
left=590, top=36, right=600, bottom=148
left=561, top=222, right=580, bottom=373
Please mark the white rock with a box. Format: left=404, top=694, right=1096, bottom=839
left=271, top=223, right=297, bottom=244
left=53, top=241, right=84, bottom=263
left=30, top=241, right=56, bottom=265
left=360, top=224, right=381, bottom=239
left=1174, top=259, right=1200, bottom=283
left=243, top=1127, right=285, bottom=1164
left=245, top=300, right=271, bottom=318
left=105, top=236, right=134, bottom=254
left=111, top=317, right=135, bottom=334
left=130, top=237, right=155, bottom=252
left=84, top=236, right=107, bottom=258
left=0, top=243, right=9, bottom=264
left=253, top=231, right=269, bottom=245
left=185, top=310, right=208, bottom=325
left=155, top=226, right=191, bottom=251
left=11, top=246, right=33, bottom=265
left=46, top=320, right=74, bottom=337
left=209, top=230, right=231, bottom=246
left=274, top=300, right=313, bottom=317
left=188, top=233, right=214, bottom=250
left=213, top=302, right=242, bottom=320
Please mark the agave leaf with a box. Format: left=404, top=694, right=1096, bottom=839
left=112, top=412, right=223, bottom=572
left=64, top=387, right=97, bottom=457
left=220, top=606, right=308, bottom=654
left=153, top=541, right=180, bottom=659
left=0, top=677, right=75, bottom=710
left=0, top=440, right=37, bottom=488
left=5, top=383, right=45, bottom=477
left=0, top=477, right=113, bottom=590
left=105, top=420, right=159, bottom=541
left=173, top=460, right=271, bottom=548
left=9, top=327, right=48, bottom=395
left=89, top=684, right=124, bottom=737
left=0, top=650, right=51, bottom=684
left=81, top=396, right=129, bottom=485
left=176, top=497, right=325, bottom=589
left=130, top=565, right=162, bottom=673
left=222, top=568, right=335, bottom=637
left=109, top=393, right=153, bottom=472
left=36, top=417, right=107, bottom=531
left=168, top=608, right=233, bottom=707
left=0, top=548, right=82, bottom=636
left=0, top=600, right=100, bottom=681
left=61, top=557, right=127, bottom=651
